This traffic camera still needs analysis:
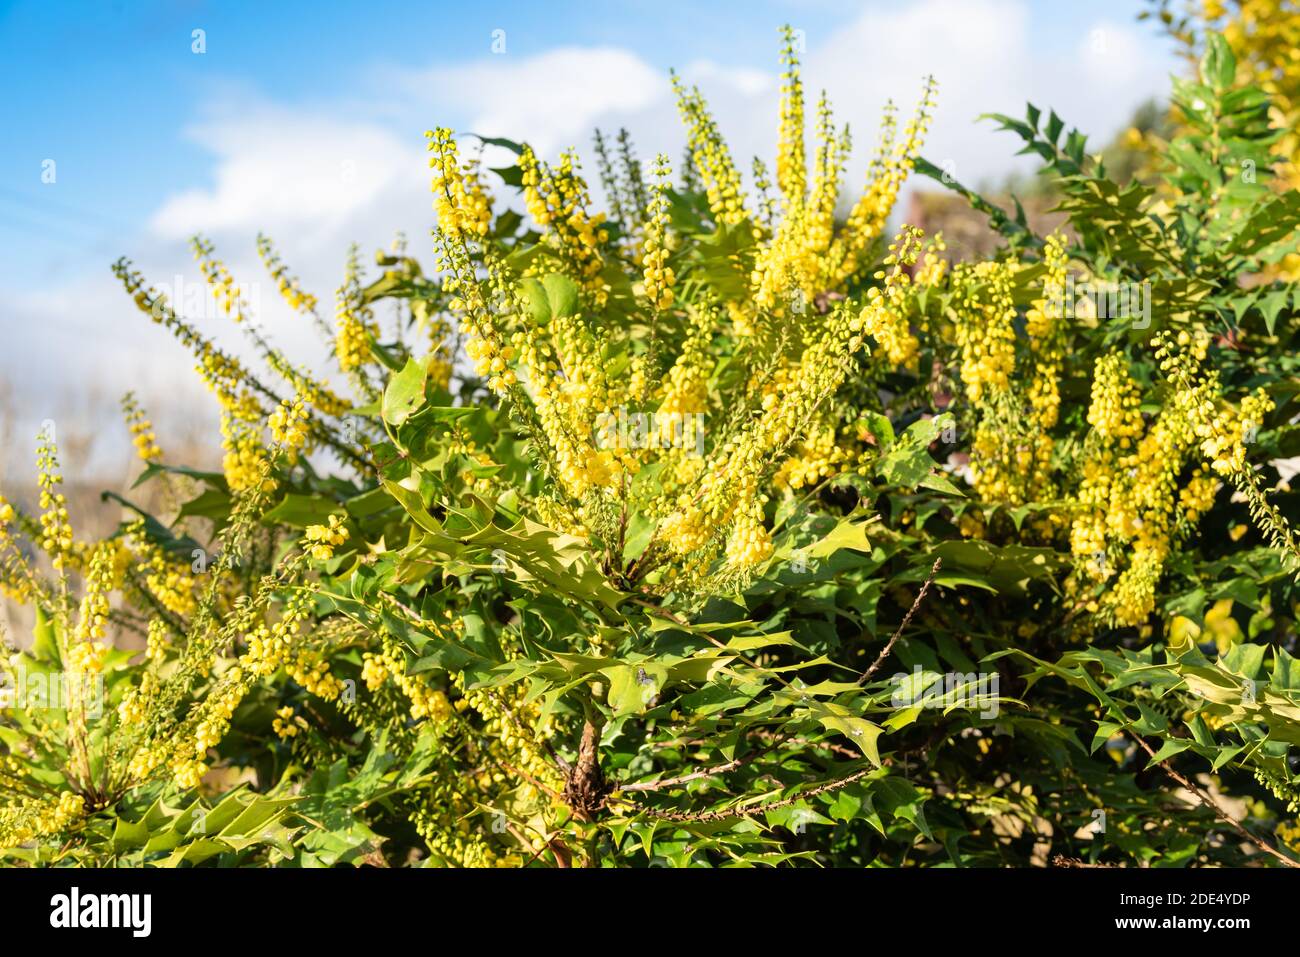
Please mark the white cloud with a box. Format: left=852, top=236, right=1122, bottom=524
left=1075, top=19, right=1170, bottom=95
left=0, top=276, right=217, bottom=480
left=150, top=107, right=424, bottom=243
left=798, top=0, right=1172, bottom=192
left=682, top=60, right=773, bottom=98
left=807, top=0, right=1031, bottom=189
left=394, top=47, right=665, bottom=157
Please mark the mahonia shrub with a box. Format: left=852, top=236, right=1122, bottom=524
left=2, top=26, right=1300, bottom=867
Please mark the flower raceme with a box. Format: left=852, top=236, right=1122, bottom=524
left=416, top=35, right=939, bottom=594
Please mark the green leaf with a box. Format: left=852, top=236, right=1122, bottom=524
left=1200, top=32, right=1237, bottom=94
left=1220, top=642, right=1266, bottom=681
left=1257, top=290, right=1290, bottom=335
left=622, top=511, right=656, bottom=563
left=1272, top=647, right=1300, bottom=692
left=919, top=471, right=964, bottom=496
left=604, top=663, right=664, bottom=716
left=262, top=494, right=340, bottom=529
left=519, top=274, right=580, bottom=327
left=808, top=701, right=882, bottom=765
left=492, top=165, right=524, bottom=188
left=804, top=517, right=875, bottom=560
left=1146, top=738, right=1192, bottom=767
left=1045, top=110, right=1064, bottom=146
left=876, top=415, right=950, bottom=488
left=176, top=486, right=232, bottom=525
left=931, top=539, right=1066, bottom=596
left=873, top=777, right=932, bottom=839
left=467, top=133, right=524, bottom=155
left=1227, top=193, right=1300, bottom=258
left=383, top=356, right=428, bottom=426
left=131, top=461, right=228, bottom=492
left=111, top=815, right=151, bottom=852
left=31, top=605, right=60, bottom=665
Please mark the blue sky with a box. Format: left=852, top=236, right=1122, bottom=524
left=0, top=0, right=1183, bottom=472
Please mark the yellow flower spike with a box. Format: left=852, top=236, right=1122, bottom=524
left=830, top=75, right=937, bottom=284
left=428, top=128, right=493, bottom=242
left=641, top=154, right=676, bottom=312
left=856, top=224, right=923, bottom=371
left=659, top=291, right=872, bottom=566
left=335, top=245, right=379, bottom=374
left=120, top=392, right=163, bottom=463
left=776, top=23, right=806, bottom=205
left=268, top=395, right=311, bottom=458
left=807, top=92, right=848, bottom=255
left=952, top=257, right=1017, bottom=405
left=751, top=89, right=851, bottom=315
left=672, top=72, right=751, bottom=227
left=219, top=411, right=272, bottom=494
left=1063, top=338, right=1226, bottom=625
left=35, top=430, right=74, bottom=569
left=172, top=757, right=207, bottom=791
left=1087, top=353, right=1144, bottom=444
left=516, top=144, right=608, bottom=304
left=71, top=541, right=115, bottom=653
left=256, top=232, right=319, bottom=315
left=724, top=494, right=775, bottom=569
left=117, top=673, right=158, bottom=726
left=190, top=234, right=251, bottom=323
left=273, top=706, right=306, bottom=739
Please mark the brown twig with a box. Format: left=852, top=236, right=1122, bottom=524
left=1128, top=732, right=1299, bottom=869
left=618, top=757, right=753, bottom=793
left=1050, top=854, right=1122, bottom=869
left=858, top=557, right=942, bottom=685
left=618, top=735, right=789, bottom=792
left=621, top=766, right=875, bottom=824
left=507, top=821, right=571, bottom=868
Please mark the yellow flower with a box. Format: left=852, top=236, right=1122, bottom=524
left=517, top=144, right=609, bottom=303
left=776, top=24, right=806, bottom=204
left=1087, top=353, right=1144, bottom=446
left=191, top=234, right=250, bottom=322
left=856, top=226, right=925, bottom=371
left=304, top=514, right=350, bottom=561
left=121, top=392, right=163, bottom=463
left=36, top=432, right=73, bottom=567
left=673, top=74, right=751, bottom=227
left=336, top=246, right=379, bottom=373
left=641, top=154, right=676, bottom=311
left=268, top=395, right=310, bottom=455
left=427, top=128, right=493, bottom=242
left=257, top=233, right=319, bottom=315
left=952, top=259, right=1017, bottom=404
left=117, top=674, right=158, bottom=726
left=273, top=706, right=308, bottom=739
left=172, top=757, right=207, bottom=790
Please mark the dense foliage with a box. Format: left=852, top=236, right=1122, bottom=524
left=4, top=19, right=1300, bottom=867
